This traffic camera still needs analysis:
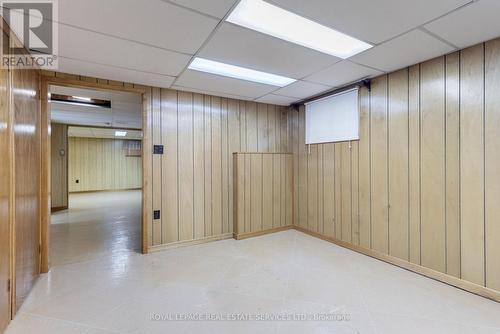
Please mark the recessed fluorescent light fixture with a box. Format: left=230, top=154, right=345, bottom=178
left=188, top=57, right=296, bottom=87
left=72, top=96, right=92, bottom=102
left=227, top=0, right=372, bottom=58
left=115, top=131, right=127, bottom=137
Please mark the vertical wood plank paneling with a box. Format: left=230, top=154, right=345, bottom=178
left=262, top=154, right=273, bottom=230
left=485, top=40, right=500, bottom=291
left=244, top=154, right=251, bottom=233
left=233, top=153, right=293, bottom=236
left=239, top=100, right=247, bottom=151
left=221, top=98, right=229, bottom=234
left=287, top=39, right=500, bottom=298
left=281, top=108, right=289, bottom=152
left=318, top=145, right=324, bottom=234
left=68, top=138, right=142, bottom=191
left=285, top=154, right=293, bottom=226
left=178, top=91, right=194, bottom=241
left=334, top=143, right=342, bottom=238
left=151, top=88, right=163, bottom=245
left=298, top=107, right=308, bottom=229
left=445, top=52, right=461, bottom=278
left=228, top=99, right=240, bottom=234
left=291, top=110, right=299, bottom=227
left=268, top=105, right=277, bottom=151
left=358, top=87, right=371, bottom=248
left=280, top=154, right=286, bottom=227
left=351, top=141, right=359, bottom=245
left=204, top=95, right=212, bottom=236
left=250, top=154, right=262, bottom=231
left=408, top=64, right=421, bottom=264
left=323, top=143, right=335, bottom=237
left=246, top=102, right=258, bottom=151
left=193, top=93, right=205, bottom=239
left=50, top=123, right=68, bottom=208
left=307, top=145, right=318, bottom=232
left=234, top=153, right=245, bottom=234
left=0, top=63, right=10, bottom=332
left=211, top=97, right=223, bottom=235
left=257, top=103, right=268, bottom=152
left=370, top=75, right=389, bottom=253
left=341, top=142, right=352, bottom=242
left=388, top=69, right=409, bottom=260
left=460, top=44, right=485, bottom=285
left=162, top=89, right=178, bottom=243
left=420, top=57, right=446, bottom=273
left=13, top=68, right=40, bottom=310
left=273, top=154, right=281, bottom=228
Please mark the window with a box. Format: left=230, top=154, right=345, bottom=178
left=305, top=88, right=359, bottom=144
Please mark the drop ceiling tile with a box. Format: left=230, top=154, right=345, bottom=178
left=304, top=60, right=383, bottom=87
left=166, top=0, right=237, bottom=18
left=198, top=23, right=340, bottom=79
left=175, top=69, right=277, bottom=99
left=58, top=0, right=219, bottom=54
left=57, top=57, right=175, bottom=88
left=267, top=0, right=471, bottom=44
left=425, top=0, right=500, bottom=48
left=273, top=81, right=330, bottom=99
left=255, top=94, right=298, bottom=106
left=349, top=30, right=455, bottom=72
left=171, top=85, right=254, bottom=101
left=58, top=25, right=191, bottom=77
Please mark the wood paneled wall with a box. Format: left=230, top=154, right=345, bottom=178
left=68, top=137, right=142, bottom=192
left=0, top=22, right=43, bottom=331
left=12, top=66, right=41, bottom=311
left=149, top=89, right=289, bottom=248
left=233, top=153, right=293, bottom=238
left=290, top=39, right=500, bottom=295
left=50, top=123, right=68, bottom=209
left=0, top=43, right=11, bottom=333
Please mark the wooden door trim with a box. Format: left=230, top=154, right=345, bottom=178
left=40, top=75, right=151, bottom=273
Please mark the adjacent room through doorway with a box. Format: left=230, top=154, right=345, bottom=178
left=49, top=85, right=143, bottom=266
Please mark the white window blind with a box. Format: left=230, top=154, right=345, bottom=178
left=305, top=88, right=359, bottom=144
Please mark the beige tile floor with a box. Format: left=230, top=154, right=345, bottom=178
left=50, top=190, right=142, bottom=266
left=6, top=191, right=500, bottom=333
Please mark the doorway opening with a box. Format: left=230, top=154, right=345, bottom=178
left=48, top=84, right=143, bottom=266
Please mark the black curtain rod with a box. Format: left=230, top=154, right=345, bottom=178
left=291, top=79, right=371, bottom=109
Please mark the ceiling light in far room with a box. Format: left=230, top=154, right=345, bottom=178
left=188, top=57, right=296, bottom=87
left=115, top=131, right=127, bottom=137
left=226, top=0, right=372, bottom=58
left=72, top=96, right=92, bottom=102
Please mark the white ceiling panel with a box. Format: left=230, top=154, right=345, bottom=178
left=175, top=69, right=277, bottom=99
left=57, top=57, right=176, bottom=88
left=255, top=94, right=298, bottom=106
left=304, top=60, right=383, bottom=87
left=267, top=0, right=471, bottom=44
left=58, top=25, right=191, bottom=76
left=58, top=0, right=219, bottom=54
left=198, top=23, right=340, bottom=79
left=171, top=85, right=255, bottom=101
left=273, top=81, right=330, bottom=99
left=425, top=0, right=500, bottom=48
left=349, top=30, right=455, bottom=72
left=167, top=0, right=237, bottom=18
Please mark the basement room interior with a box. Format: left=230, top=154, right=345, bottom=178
left=1, top=0, right=500, bottom=333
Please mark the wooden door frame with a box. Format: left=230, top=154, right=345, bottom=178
left=40, top=74, right=152, bottom=273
